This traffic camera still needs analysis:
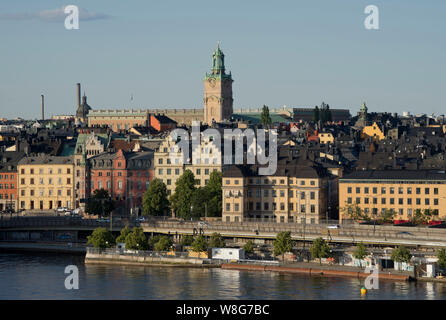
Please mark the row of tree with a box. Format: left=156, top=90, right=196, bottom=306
left=313, top=102, right=332, bottom=123
left=342, top=202, right=437, bottom=225
left=84, top=170, right=223, bottom=219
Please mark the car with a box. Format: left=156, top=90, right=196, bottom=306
left=57, top=207, right=68, bottom=213
left=137, top=217, right=146, bottom=222
left=327, top=224, right=340, bottom=229
left=64, top=211, right=72, bottom=216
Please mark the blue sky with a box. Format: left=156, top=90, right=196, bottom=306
left=0, top=0, right=444, bottom=119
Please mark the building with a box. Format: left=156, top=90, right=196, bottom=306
left=154, top=134, right=224, bottom=196
left=149, top=114, right=177, bottom=132
left=222, top=159, right=330, bottom=223
left=361, top=122, right=385, bottom=141
left=203, top=42, right=233, bottom=124
left=75, top=83, right=91, bottom=125
left=0, top=152, right=24, bottom=212
left=339, top=170, right=446, bottom=222
left=88, top=109, right=149, bottom=131
left=17, top=155, right=75, bottom=211
left=292, top=107, right=351, bottom=122
left=88, top=149, right=154, bottom=215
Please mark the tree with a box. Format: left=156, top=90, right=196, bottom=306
left=87, top=227, right=115, bottom=249
left=180, top=235, right=194, bottom=247
left=391, top=246, right=412, bottom=264
left=437, top=249, right=446, bottom=270
left=142, top=178, right=169, bottom=217
left=353, top=243, right=368, bottom=267
left=319, top=102, right=332, bottom=123
left=204, top=171, right=222, bottom=217
left=154, top=235, right=173, bottom=252
left=243, top=240, right=254, bottom=254
left=170, top=170, right=196, bottom=219
left=378, top=209, right=396, bottom=224
left=412, top=209, right=433, bottom=225
left=312, top=106, right=320, bottom=122
left=260, top=105, right=272, bottom=128
left=310, top=237, right=331, bottom=265
left=190, top=187, right=208, bottom=218
left=341, top=202, right=370, bottom=222
left=273, top=231, right=292, bottom=259
left=125, top=227, right=148, bottom=250
left=209, top=232, right=225, bottom=248
left=116, top=226, right=131, bottom=243
left=148, top=234, right=162, bottom=250
left=191, top=235, right=208, bottom=252
left=86, top=189, right=115, bottom=217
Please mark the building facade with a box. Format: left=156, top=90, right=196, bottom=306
left=0, top=152, right=23, bottom=211
left=17, top=156, right=75, bottom=211
left=339, top=170, right=446, bottom=222
left=222, top=161, right=330, bottom=223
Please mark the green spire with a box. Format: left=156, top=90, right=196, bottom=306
left=211, top=41, right=225, bottom=74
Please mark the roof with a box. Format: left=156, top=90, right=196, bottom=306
left=340, top=170, right=446, bottom=181
left=232, top=113, right=292, bottom=124
left=0, top=152, right=26, bottom=172
left=18, top=155, right=74, bottom=166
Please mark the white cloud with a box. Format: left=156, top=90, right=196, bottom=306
left=0, top=6, right=112, bottom=22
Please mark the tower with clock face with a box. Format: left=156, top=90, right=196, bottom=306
left=204, top=42, right=233, bottom=125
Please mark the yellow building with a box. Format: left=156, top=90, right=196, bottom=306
left=318, top=132, right=335, bottom=145
left=154, top=135, right=224, bottom=196
left=222, top=161, right=330, bottom=223
left=339, top=170, right=445, bottom=222
left=18, top=156, right=75, bottom=211
left=361, top=122, right=385, bottom=140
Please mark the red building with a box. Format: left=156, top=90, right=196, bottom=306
left=88, top=149, right=154, bottom=216
left=149, top=114, right=177, bottom=132
left=0, top=152, right=24, bottom=212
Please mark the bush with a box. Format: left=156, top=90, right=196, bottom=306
left=209, top=232, right=225, bottom=248
left=243, top=240, right=254, bottom=254
left=191, top=235, right=208, bottom=252
left=154, top=236, right=173, bottom=252
left=87, top=227, right=115, bottom=249
left=125, top=227, right=148, bottom=250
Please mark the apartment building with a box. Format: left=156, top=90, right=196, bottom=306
left=0, top=152, right=24, bottom=211
left=17, top=156, right=75, bottom=211
left=154, top=135, right=224, bottom=196
left=339, top=170, right=446, bottom=222
left=222, top=159, right=330, bottom=223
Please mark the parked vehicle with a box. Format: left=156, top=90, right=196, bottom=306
left=198, top=221, right=210, bottom=227
left=327, top=224, right=340, bottom=229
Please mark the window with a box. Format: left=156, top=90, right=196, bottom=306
left=196, top=169, right=201, bottom=175
left=416, top=198, right=421, bottom=205
left=390, top=198, right=394, bottom=205
left=289, top=203, right=294, bottom=211
left=356, top=197, right=361, bottom=204
left=301, top=205, right=306, bottom=213
left=280, top=203, right=285, bottom=210
left=373, top=187, right=377, bottom=194
left=407, top=187, right=412, bottom=194
left=347, top=187, right=352, bottom=194
left=256, top=202, right=261, bottom=210
left=381, top=187, right=386, bottom=194
left=118, top=181, right=122, bottom=189
left=264, top=203, right=269, bottom=210
left=235, top=180, right=239, bottom=185
left=364, top=187, right=369, bottom=194
left=310, top=205, right=315, bottom=213
left=167, top=169, right=171, bottom=175
left=407, top=198, right=412, bottom=205
left=390, top=187, right=394, bottom=194
left=264, top=190, right=269, bottom=197
left=67, top=178, right=71, bottom=184
left=235, top=204, right=239, bottom=211
left=356, top=187, right=360, bottom=194
left=425, top=198, right=430, bottom=205
left=425, top=188, right=430, bottom=195
left=347, top=197, right=352, bottom=204
left=398, top=187, right=403, bottom=194
left=175, top=169, right=180, bottom=175
left=398, top=198, right=403, bottom=205
left=272, top=190, right=277, bottom=197
left=381, top=198, right=386, bottom=205
left=225, top=180, right=230, bottom=185
left=205, top=169, right=209, bottom=175
left=364, top=198, right=369, bottom=204
left=373, top=198, right=377, bottom=204
left=434, top=199, right=439, bottom=206
left=289, top=190, right=294, bottom=198
left=280, top=190, right=285, bottom=197
left=416, top=188, right=421, bottom=195
left=158, top=169, right=163, bottom=175
left=434, top=188, right=438, bottom=195
left=300, top=192, right=305, bottom=200
left=99, top=172, right=103, bottom=177
left=310, top=192, right=315, bottom=200
left=226, top=203, right=230, bottom=211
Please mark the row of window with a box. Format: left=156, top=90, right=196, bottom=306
left=93, top=180, right=148, bottom=190
left=20, top=178, right=71, bottom=185
left=347, top=186, right=440, bottom=195
left=246, top=190, right=316, bottom=199
left=20, top=200, right=71, bottom=209
left=348, top=207, right=439, bottom=216
left=20, top=189, right=71, bottom=197
left=245, top=178, right=317, bottom=186
left=0, top=184, right=14, bottom=189
left=347, top=197, right=439, bottom=206
left=225, top=202, right=317, bottom=213
left=20, top=168, right=71, bottom=175
left=0, top=194, right=14, bottom=199
left=0, top=174, right=14, bottom=180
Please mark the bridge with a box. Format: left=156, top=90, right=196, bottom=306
left=1, top=216, right=446, bottom=248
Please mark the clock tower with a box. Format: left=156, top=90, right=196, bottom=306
left=204, top=42, right=233, bottom=125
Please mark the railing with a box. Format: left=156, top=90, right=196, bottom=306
left=87, top=247, right=193, bottom=259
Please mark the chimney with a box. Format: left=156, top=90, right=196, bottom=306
left=41, top=94, right=44, bottom=120
left=76, top=83, right=81, bottom=108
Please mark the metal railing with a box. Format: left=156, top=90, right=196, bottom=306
left=87, top=247, right=194, bottom=259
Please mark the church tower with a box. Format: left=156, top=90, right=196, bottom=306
left=204, top=43, right=233, bottom=124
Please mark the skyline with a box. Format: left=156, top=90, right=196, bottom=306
left=0, top=0, right=445, bottom=119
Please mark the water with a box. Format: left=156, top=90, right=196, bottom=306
left=0, top=252, right=445, bottom=300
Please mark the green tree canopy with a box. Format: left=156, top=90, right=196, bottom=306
left=353, top=243, right=368, bottom=267
left=378, top=209, right=396, bottom=224
left=260, top=105, right=272, bottom=128
left=125, top=227, right=148, bottom=250
left=180, top=235, right=194, bottom=247
left=190, top=187, right=208, bottom=218
left=209, top=232, right=225, bottom=248
left=170, top=170, right=196, bottom=219
left=313, top=106, right=320, bottom=122
left=310, top=237, right=331, bottom=265
left=437, top=248, right=446, bottom=270
left=191, top=235, right=208, bottom=252
left=86, top=189, right=115, bottom=217
left=154, top=235, right=173, bottom=252
left=412, top=209, right=433, bottom=225
left=243, top=240, right=254, bottom=254
left=341, top=202, right=370, bottom=222
left=87, top=227, right=115, bottom=249
left=116, top=226, right=132, bottom=243
left=391, top=246, right=412, bottom=264
left=142, top=178, right=170, bottom=217
left=273, top=231, right=292, bottom=258
left=148, top=234, right=163, bottom=250
left=205, top=171, right=222, bottom=217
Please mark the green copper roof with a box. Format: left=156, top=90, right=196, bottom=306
left=205, top=42, right=232, bottom=81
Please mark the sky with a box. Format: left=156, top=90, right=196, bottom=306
left=0, top=0, right=444, bottom=119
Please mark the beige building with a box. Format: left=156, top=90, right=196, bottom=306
left=339, top=170, right=445, bottom=222
left=18, top=156, right=75, bottom=211
left=222, top=161, right=330, bottom=223
left=154, top=134, right=224, bottom=196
